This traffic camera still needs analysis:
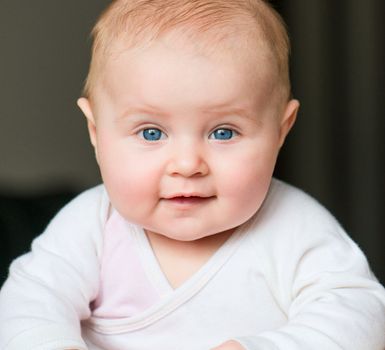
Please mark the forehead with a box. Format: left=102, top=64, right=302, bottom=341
left=94, top=32, right=280, bottom=118
left=130, top=30, right=267, bottom=71
left=103, top=27, right=277, bottom=90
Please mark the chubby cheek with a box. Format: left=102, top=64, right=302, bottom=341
left=219, top=149, right=277, bottom=221
left=97, top=141, right=162, bottom=219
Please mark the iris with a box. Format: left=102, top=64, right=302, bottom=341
left=211, top=128, right=234, bottom=140
left=142, top=128, right=164, bottom=141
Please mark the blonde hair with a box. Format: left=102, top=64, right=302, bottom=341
left=82, top=0, right=291, bottom=100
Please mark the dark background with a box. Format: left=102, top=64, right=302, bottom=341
left=0, top=1, right=384, bottom=286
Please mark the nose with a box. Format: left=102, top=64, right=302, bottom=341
left=166, top=141, right=209, bottom=177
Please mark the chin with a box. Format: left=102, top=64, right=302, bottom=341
left=163, top=225, right=237, bottom=242
left=163, top=231, right=208, bottom=242
left=146, top=225, right=213, bottom=242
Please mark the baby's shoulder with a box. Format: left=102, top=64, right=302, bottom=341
left=240, top=179, right=364, bottom=275
left=50, top=184, right=108, bottom=223
left=264, top=178, right=340, bottom=229
left=244, top=179, right=350, bottom=248
left=37, top=184, right=109, bottom=247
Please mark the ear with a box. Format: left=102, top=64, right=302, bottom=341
left=278, top=99, right=300, bottom=148
left=77, top=97, right=99, bottom=162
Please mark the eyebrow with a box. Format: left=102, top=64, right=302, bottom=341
left=201, top=105, right=254, bottom=118
left=117, top=102, right=259, bottom=122
left=200, top=102, right=265, bottom=125
left=116, top=105, right=166, bottom=122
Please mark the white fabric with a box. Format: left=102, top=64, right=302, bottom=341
left=0, top=179, right=384, bottom=350
left=91, top=210, right=163, bottom=319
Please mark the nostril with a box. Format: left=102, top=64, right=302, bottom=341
left=166, top=158, right=209, bottom=178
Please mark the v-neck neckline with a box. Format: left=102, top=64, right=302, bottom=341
left=134, top=227, right=174, bottom=296
left=134, top=226, right=242, bottom=293
left=87, top=219, right=249, bottom=334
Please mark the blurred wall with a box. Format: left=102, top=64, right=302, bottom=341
left=0, top=1, right=108, bottom=193
left=275, top=0, right=385, bottom=283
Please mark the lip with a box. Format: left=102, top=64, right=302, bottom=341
left=164, top=192, right=212, bottom=199
left=161, top=194, right=216, bottom=208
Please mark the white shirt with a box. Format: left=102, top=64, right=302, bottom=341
left=1, top=179, right=384, bottom=350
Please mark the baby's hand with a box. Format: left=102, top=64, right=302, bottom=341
left=210, top=340, right=245, bottom=350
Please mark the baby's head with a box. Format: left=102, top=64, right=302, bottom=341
left=83, top=0, right=291, bottom=102
left=78, top=0, right=299, bottom=241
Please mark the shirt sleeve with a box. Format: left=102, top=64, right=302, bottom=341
left=0, top=186, right=107, bottom=350
left=234, top=184, right=385, bottom=350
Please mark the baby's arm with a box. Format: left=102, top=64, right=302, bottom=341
left=0, top=187, right=105, bottom=350
left=230, top=220, right=385, bottom=349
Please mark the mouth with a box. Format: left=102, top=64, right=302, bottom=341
left=162, top=194, right=216, bottom=207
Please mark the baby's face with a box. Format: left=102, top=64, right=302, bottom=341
left=79, top=36, right=298, bottom=241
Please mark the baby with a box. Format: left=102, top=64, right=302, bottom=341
left=1, top=0, right=385, bottom=349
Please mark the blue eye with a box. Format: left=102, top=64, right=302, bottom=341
left=141, top=128, right=165, bottom=141
left=210, top=128, right=235, bottom=140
